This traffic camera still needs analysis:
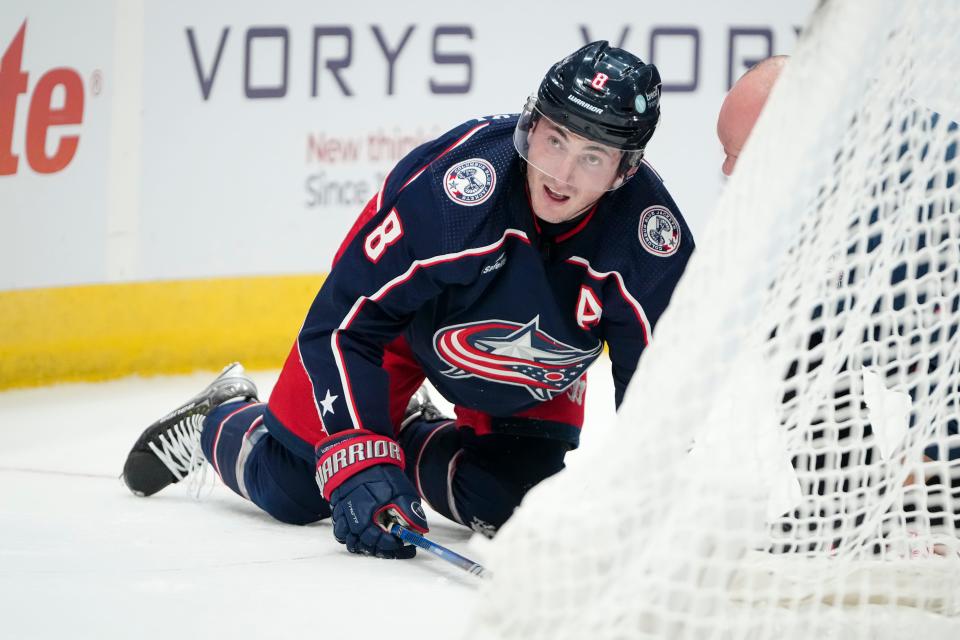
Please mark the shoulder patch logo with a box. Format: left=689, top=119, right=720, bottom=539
left=444, top=158, right=496, bottom=206
left=639, top=205, right=681, bottom=257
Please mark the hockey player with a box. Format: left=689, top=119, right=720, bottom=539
left=122, top=41, right=695, bottom=559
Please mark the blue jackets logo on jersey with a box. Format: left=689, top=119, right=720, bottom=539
left=639, top=205, right=681, bottom=257
left=444, top=158, right=496, bottom=206
left=433, top=317, right=602, bottom=401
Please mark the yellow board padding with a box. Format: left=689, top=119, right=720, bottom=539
left=0, top=274, right=326, bottom=390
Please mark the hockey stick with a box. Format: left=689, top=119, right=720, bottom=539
left=389, top=523, right=491, bottom=579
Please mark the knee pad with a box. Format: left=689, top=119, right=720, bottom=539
left=405, top=426, right=569, bottom=535
left=454, top=434, right=568, bottom=534
left=201, top=404, right=330, bottom=526
left=243, top=436, right=331, bottom=526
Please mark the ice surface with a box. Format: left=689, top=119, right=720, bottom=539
left=0, top=357, right=616, bottom=639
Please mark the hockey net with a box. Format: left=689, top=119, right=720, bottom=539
left=467, top=2, right=960, bottom=638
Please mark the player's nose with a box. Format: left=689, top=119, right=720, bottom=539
left=554, top=156, right=579, bottom=187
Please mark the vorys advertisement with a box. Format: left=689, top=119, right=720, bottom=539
left=2, top=1, right=814, bottom=289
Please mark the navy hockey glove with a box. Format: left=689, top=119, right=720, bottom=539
left=315, top=430, right=428, bottom=559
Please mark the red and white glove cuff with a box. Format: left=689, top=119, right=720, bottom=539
left=314, top=429, right=405, bottom=500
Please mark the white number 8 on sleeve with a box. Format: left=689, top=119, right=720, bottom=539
left=363, top=209, right=404, bottom=263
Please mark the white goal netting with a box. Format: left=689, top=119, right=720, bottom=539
left=467, top=1, right=960, bottom=638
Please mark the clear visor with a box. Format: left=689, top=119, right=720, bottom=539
left=513, top=97, right=641, bottom=192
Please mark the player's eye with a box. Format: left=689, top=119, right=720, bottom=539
left=582, top=153, right=604, bottom=168
left=547, top=135, right=564, bottom=150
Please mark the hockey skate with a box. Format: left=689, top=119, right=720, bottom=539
left=399, top=384, right=448, bottom=433
left=122, top=363, right=259, bottom=497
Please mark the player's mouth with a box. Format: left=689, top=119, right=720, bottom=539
left=543, top=184, right=571, bottom=203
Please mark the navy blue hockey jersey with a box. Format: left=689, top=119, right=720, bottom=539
left=266, top=115, right=694, bottom=461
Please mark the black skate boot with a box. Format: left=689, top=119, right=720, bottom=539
left=122, top=363, right=259, bottom=497
left=399, top=384, right=449, bottom=434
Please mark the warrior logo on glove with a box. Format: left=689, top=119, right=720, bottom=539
left=315, top=430, right=428, bottom=559
left=315, top=432, right=404, bottom=499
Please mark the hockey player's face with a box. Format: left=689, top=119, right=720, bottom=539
left=526, top=119, right=621, bottom=223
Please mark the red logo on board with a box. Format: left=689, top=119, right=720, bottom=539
left=0, top=21, right=85, bottom=176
